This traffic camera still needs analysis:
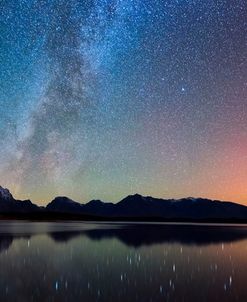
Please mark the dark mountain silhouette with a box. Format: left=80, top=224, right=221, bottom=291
left=46, top=196, right=83, bottom=213
left=0, top=186, right=40, bottom=213
left=82, top=200, right=115, bottom=216
left=0, top=186, right=13, bottom=200
left=1, top=186, right=247, bottom=221
left=111, top=194, right=247, bottom=220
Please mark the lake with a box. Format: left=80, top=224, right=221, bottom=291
left=0, top=221, right=247, bottom=302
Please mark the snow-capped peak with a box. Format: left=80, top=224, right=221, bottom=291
left=0, top=186, right=13, bottom=201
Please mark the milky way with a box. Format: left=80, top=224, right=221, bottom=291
left=0, top=0, right=247, bottom=204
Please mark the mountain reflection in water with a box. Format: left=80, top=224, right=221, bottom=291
left=0, top=221, right=247, bottom=302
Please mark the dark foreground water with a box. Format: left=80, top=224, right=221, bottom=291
left=0, top=222, right=247, bottom=302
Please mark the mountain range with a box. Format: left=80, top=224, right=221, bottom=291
left=1, top=186, right=247, bottom=221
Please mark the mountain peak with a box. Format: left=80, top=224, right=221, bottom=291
left=117, top=194, right=148, bottom=206
left=46, top=196, right=82, bottom=213
left=0, top=186, right=13, bottom=201
left=86, top=200, right=104, bottom=206
left=51, top=196, right=77, bottom=204
left=126, top=193, right=145, bottom=200
left=178, top=197, right=214, bottom=203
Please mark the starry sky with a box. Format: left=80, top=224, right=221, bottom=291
left=0, top=0, right=247, bottom=205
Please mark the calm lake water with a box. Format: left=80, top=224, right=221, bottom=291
left=0, top=221, right=247, bottom=302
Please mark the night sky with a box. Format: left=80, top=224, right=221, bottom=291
left=0, top=0, right=246, bottom=205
